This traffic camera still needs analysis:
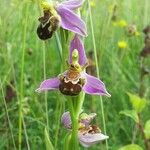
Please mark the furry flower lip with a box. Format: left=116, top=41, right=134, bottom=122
left=37, top=9, right=60, bottom=40
left=36, top=35, right=110, bottom=97
left=61, top=111, right=109, bottom=147
left=37, top=0, right=87, bottom=40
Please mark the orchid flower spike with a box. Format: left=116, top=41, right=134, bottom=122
left=36, top=35, right=110, bottom=97
left=61, top=111, right=109, bottom=147
left=37, top=0, right=87, bottom=40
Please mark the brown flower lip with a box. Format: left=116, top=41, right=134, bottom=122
left=37, top=10, right=60, bottom=40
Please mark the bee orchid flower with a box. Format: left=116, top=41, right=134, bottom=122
left=61, top=111, right=109, bottom=147
left=37, top=0, right=87, bottom=40
left=36, top=35, right=110, bottom=97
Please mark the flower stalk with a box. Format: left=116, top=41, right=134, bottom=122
left=67, top=96, right=80, bottom=150
left=65, top=92, right=85, bottom=150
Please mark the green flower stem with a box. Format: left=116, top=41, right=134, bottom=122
left=64, top=133, right=71, bottom=150
left=66, top=94, right=85, bottom=150
left=87, top=0, right=108, bottom=149
left=70, top=115, right=79, bottom=150
left=75, top=92, right=85, bottom=117
left=67, top=97, right=78, bottom=150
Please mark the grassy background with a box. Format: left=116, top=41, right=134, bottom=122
left=0, top=0, right=150, bottom=149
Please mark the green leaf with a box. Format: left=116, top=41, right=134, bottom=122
left=127, top=93, right=147, bottom=113
left=44, top=127, right=54, bottom=150
left=119, top=110, right=139, bottom=123
left=118, top=144, right=143, bottom=150
left=144, top=120, right=150, bottom=139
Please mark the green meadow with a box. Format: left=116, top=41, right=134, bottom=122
left=0, top=0, right=150, bottom=149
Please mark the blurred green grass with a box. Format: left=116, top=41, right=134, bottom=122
left=0, top=0, right=150, bottom=149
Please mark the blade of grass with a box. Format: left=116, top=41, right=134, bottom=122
left=19, top=3, right=29, bottom=150
left=7, top=33, right=31, bottom=150
left=87, top=0, right=108, bottom=149
left=22, top=117, right=30, bottom=150
left=44, top=127, right=54, bottom=150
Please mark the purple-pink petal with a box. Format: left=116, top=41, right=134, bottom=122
left=56, top=6, right=87, bottom=37
left=69, top=35, right=87, bottom=65
left=36, top=77, right=60, bottom=92
left=58, top=0, right=85, bottom=10
left=61, top=111, right=72, bottom=129
left=82, top=73, right=111, bottom=97
left=79, top=133, right=109, bottom=147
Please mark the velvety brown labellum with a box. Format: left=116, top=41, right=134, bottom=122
left=37, top=22, right=54, bottom=40
left=59, top=69, right=85, bottom=96
left=59, top=80, right=82, bottom=96
left=37, top=10, right=60, bottom=40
